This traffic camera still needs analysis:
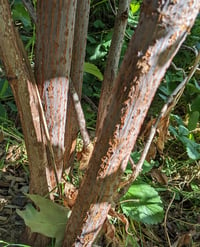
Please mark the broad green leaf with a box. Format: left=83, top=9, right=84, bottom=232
left=169, top=125, right=178, bottom=138
left=191, top=95, right=200, bottom=112
left=12, top=3, right=32, bottom=28
left=185, top=139, right=200, bottom=160
left=178, top=136, right=200, bottom=160
left=0, top=80, right=9, bottom=98
left=17, top=194, right=70, bottom=247
left=188, top=111, right=199, bottom=131
left=84, top=62, right=103, bottom=81
left=121, top=181, right=164, bottom=224
left=171, top=114, right=184, bottom=126
left=130, top=2, right=140, bottom=14
left=178, top=125, right=189, bottom=137
left=187, top=82, right=200, bottom=93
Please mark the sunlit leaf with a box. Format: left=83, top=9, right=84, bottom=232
left=121, top=180, right=164, bottom=224
left=17, top=194, right=70, bottom=247
left=130, top=2, right=140, bottom=14
left=84, top=62, right=103, bottom=81
left=89, top=44, right=107, bottom=61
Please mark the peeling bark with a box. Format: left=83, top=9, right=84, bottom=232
left=1, top=0, right=200, bottom=246
left=63, top=1, right=200, bottom=246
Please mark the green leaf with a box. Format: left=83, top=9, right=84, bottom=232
left=191, top=95, right=200, bottom=112
left=93, top=19, right=105, bottom=28
left=178, top=125, right=189, bottom=137
left=0, top=104, right=7, bottom=118
left=185, top=139, right=200, bottom=160
left=84, top=62, right=103, bottom=81
left=89, top=44, right=107, bottom=61
left=121, top=181, right=164, bottom=224
left=12, top=3, right=32, bottom=28
left=188, top=111, right=199, bottom=131
left=17, top=194, right=70, bottom=247
left=191, top=182, right=199, bottom=191
left=169, top=125, right=178, bottom=137
left=130, top=2, right=140, bottom=14
left=6, top=102, right=18, bottom=112
left=129, top=152, right=153, bottom=174
left=0, top=80, right=9, bottom=98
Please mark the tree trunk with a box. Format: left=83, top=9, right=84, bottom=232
left=63, top=1, right=200, bottom=246
left=35, top=0, right=77, bottom=190
left=64, top=0, right=90, bottom=173
left=0, top=0, right=50, bottom=196
left=0, top=1, right=51, bottom=245
left=96, top=0, right=130, bottom=134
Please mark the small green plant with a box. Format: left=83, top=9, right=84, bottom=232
left=120, top=152, right=164, bottom=225
left=169, top=114, right=200, bottom=160
left=120, top=180, right=164, bottom=225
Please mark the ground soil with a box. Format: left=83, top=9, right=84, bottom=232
left=0, top=140, right=27, bottom=245
left=0, top=137, right=200, bottom=247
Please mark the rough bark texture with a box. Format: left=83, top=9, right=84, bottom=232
left=64, top=0, right=90, bottom=173
left=35, top=0, right=77, bottom=188
left=0, top=1, right=50, bottom=245
left=96, top=0, right=130, bottom=134
left=63, top=1, right=200, bottom=246
left=0, top=0, right=49, bottom=195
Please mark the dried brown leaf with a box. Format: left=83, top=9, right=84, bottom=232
left=0, top=131, right=4, bottom=143
left=103, top=218, right=116, bottom=241
left=156, top=114, right=170, bottom=154
left=63, top=182, right=78, bottom=208
left=79, top=142, right=94, bottom=170
left=146, top=142, right=157, bottom=162
left=150, top=168, right=168, bottom=185
left=109, top=208, right=130, bottom=235
left=140, top=118, right=156, bottom=141
left=172, top=233, right=192, bottom=247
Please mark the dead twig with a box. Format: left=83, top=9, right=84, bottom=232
left=82, top=95, right=98, bottom=112
left=164, top=192, right=176, bottom=247
left=69, top=78, right=91, bottom=147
